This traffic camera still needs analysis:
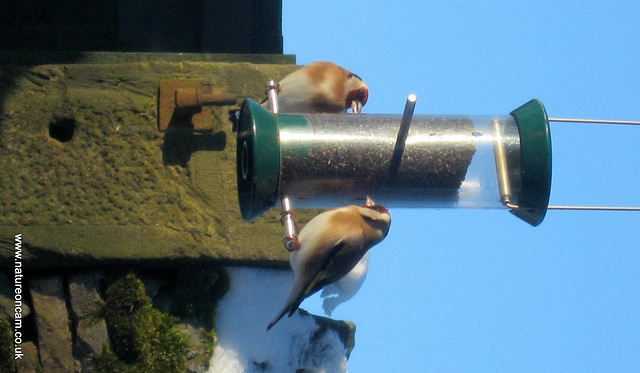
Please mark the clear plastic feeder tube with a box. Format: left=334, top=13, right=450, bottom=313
left=236, top=98, right=551, bottom=225
left=277, top=114, right=522, bottom=209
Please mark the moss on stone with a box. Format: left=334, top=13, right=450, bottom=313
left=165, top=264, right=230, bottom=372
left=0, top=317, right=16, bottom=373
left=92, top=273, right=189, bottom=372
left=172, top=264, right=229, bottom=329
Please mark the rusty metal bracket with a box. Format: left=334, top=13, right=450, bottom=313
left=157, top=80, right=238, bottom=132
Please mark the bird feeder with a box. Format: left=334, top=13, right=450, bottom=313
left=236, top=96, right=552, bottom=226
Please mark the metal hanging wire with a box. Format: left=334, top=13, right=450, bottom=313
left=493, top=117, right=640, bottom=212
left=545, top=117, right=640, bottom=211
left=548, top=118, right=640, bottom=126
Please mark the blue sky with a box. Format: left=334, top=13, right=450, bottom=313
left=282, top=1, right=640, bottom=372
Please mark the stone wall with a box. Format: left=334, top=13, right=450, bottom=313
left=0, top=263, right=230, bottom=372
left=0, top=53, right=343, bottom=372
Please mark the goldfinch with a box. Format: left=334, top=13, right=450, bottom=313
left=262, top=61, right=369, bottom=113
left=267, top=197, right=390, bottom=331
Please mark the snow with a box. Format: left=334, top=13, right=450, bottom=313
left=209, top=267, right=348, bottom=373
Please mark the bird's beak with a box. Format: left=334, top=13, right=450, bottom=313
left=351, top=100, right=363, bottom=114
left=365, top=196, right=375, bottom=206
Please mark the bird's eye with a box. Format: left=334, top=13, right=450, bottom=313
left=356, top=88, right=368, bottom=104
left=364, top=204, right=388, bottom=214
left=346, top=88, right=368, bottom=109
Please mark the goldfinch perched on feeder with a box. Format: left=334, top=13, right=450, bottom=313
left=267, top=197, right=390, bottom=331
left=262, top=61, right=369, bottom=113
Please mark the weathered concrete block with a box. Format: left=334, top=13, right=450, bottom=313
left=29, top=275, right=76, bottom=373
left=0, top=56, right=321, bottom=270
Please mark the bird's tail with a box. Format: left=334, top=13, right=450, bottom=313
left=266, top=305, right=290, bottom=331
left=266, top=281, right=308, bottom=331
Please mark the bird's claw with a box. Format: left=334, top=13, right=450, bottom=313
left=265, top=81, right=281, bottom=94
left=283, top=236, right=301, bottom=252
left=280, top=200, right=299, bottom=252
left=280, top=211, right=299, bottom=230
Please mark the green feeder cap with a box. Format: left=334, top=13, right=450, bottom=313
left=509, top=99, right=552, bottom=226
left=236, top=99, right=280, bottom=221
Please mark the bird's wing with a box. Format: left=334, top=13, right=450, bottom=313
left=290, top=210, right=368, bottom=311
left=297, top=241, right=348, bottom=306
left=267, top=240, right=349, bottom=331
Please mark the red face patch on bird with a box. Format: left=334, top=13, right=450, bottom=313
left=345, top=87, right=369, bottom=109
left=363, top=204, right=388, bottom=214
